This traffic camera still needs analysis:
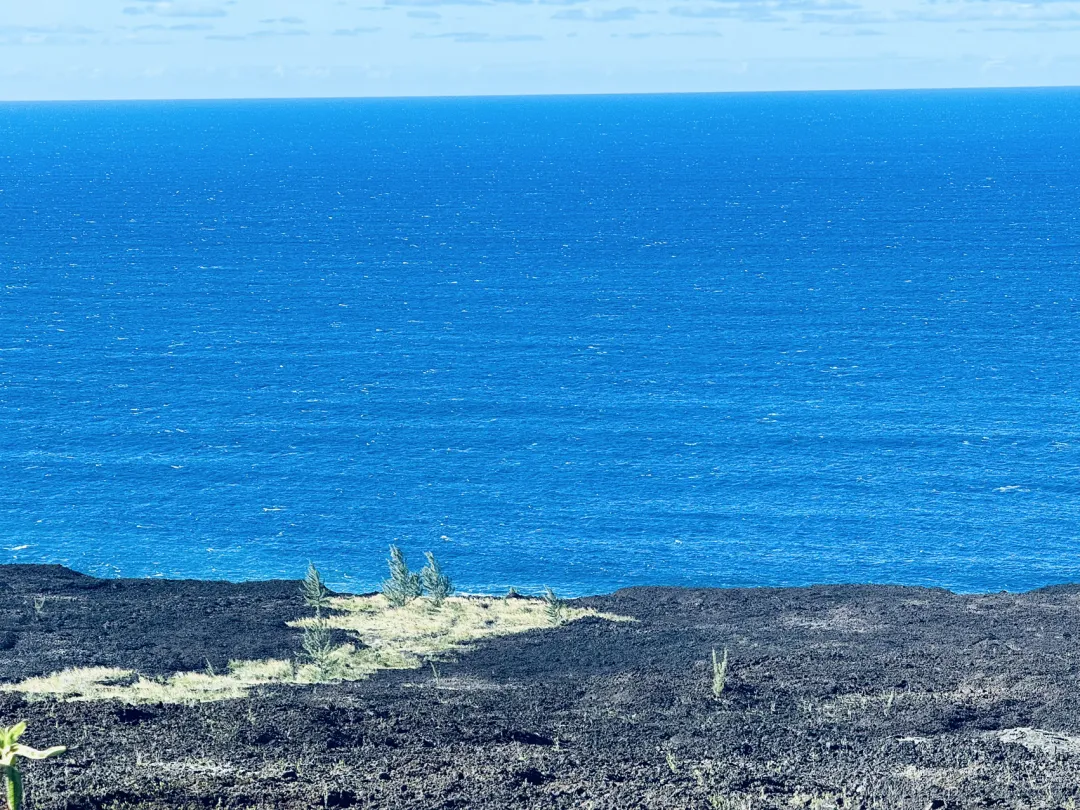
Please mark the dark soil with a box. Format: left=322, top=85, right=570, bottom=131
left=3, top=564, right=1080, bottom=809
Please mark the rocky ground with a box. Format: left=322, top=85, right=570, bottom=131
left=2, top=564, right=1080, bottom=809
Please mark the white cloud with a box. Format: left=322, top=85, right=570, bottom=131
left=0, top=24, right=98, bottom=45
left=414, top=30, right=544, bottom=39
left=123, top=2, right=229, bottom=18
left=552, top=5, right=646, bottom=19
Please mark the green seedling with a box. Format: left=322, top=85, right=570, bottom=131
left=1, top=722, right=65, bottom=810
left=301, top=562, right=332, bottom=617
left=382, top=545, right=422, bottom=607
left=420, top=552, right=453, bottom=606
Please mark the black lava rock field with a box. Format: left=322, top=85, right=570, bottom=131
left=3, top=564, right=1080, bottom=809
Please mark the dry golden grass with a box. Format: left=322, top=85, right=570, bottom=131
left=292, top=593, right=629, bottom=660
left=1, top=594, right=628, bottom=704
left=2, top=666, right=252, bottom=704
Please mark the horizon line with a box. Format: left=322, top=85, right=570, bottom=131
left=2, top=82, right=1080, bottom=105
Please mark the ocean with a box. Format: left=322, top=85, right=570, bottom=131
left=1, top=89, right=1078, bottom=595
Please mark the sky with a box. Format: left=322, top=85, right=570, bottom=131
left=0, top=0, right=1078, bottom=99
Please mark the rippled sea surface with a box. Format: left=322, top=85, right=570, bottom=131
left=1, top=90, right=1078, bottom=594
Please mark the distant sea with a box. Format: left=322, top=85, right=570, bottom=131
left=1, top=89, right=1078, bottom=595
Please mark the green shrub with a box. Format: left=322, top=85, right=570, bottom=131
left=382, top=545, right=422, bottom=607
left=420, top=552, right=454, bottom=606
left=1, top=722, right=65, bottom=810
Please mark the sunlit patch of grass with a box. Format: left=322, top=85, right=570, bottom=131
left=1, top=594, right=629, bottom=704
left=1, top=667, right=136, bottom=700
left=292, top=643, right=418, bottom=684
left=3, top=660, right=311, bottom=704
left=295, top=593, right=629, bottom=660
left=225, top=658, right=295, bottom=683
left=2, top=666, right=250, bottom=704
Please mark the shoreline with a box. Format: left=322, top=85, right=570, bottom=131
left=4, top=561, right=1075, bottom=599
left=3, top=563, right=1080, bottom=808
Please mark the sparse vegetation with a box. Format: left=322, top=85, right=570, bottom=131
left=7, top=569, right=1077, bottom=808
left=711, top=647, right=728, bottom=699
left=788, top=789, right=866, bottom=809
left=300, top=562, right=331, bottom=617
left=2, top=593, right=627, bottom=704
left=708, top=794, right=752, bottom=810
left=382, top=545, right=422, bottom=607
left=3, top=666, right=253, bottom=704
left=542, top=586, right=565, bottom=626
left=420, top=552, right=453, bottom=606
left=1, top=721, right=65, bottom=810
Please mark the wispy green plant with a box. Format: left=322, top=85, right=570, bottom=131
left=420, top=552, right=453, bottom=606
left=301, top=619, right=336, bottom=679
left=665, top=750, right=679, bottom=774
left=711, top=648, right=729, bottom=699
left=382, top=545, right=422, bottom=607
left=1, top=722, right=65, bottom=810
left=300, top=562, right=332, bottom=617
left=542, top=587, right=565, bottom=626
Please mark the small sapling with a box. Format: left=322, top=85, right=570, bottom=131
left=382, top=545, right=422, bottom=607
left=542, top=586, right=565, bottom=626
left=420, top=552, right=454, bottom=606
left=301, top=619, right=337, bottom=680
left=711, top=648, right=729, bottom=699
left=300, top=562, right=332, bottom=617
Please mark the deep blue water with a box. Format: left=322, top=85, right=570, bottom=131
left=1, top=89, right=1079, bottom=595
